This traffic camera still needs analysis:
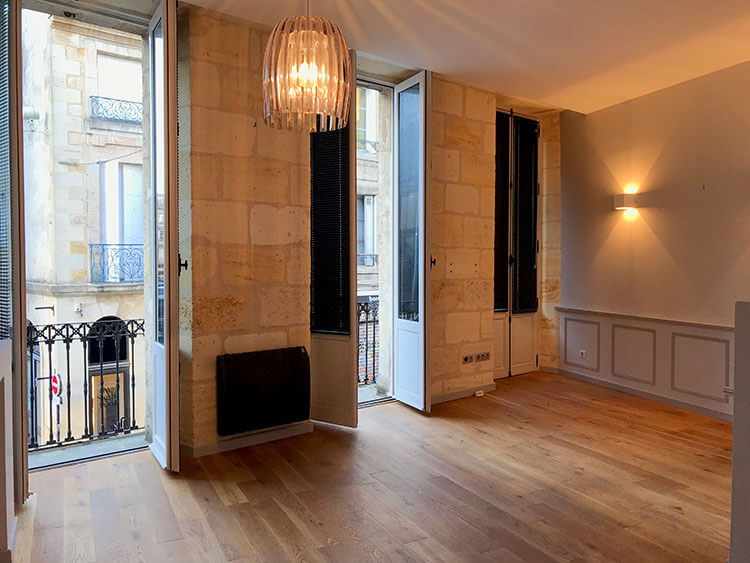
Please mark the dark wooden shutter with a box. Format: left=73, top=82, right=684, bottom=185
left=511, top=116, right=539, bottom=314
left=310, top=125, right=350, bottom=334
left=0, top=0, right=11, bottom=340
left=494, top=111, right=510, bottom=312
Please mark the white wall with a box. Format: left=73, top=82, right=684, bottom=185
left=731, top=302, right=750, bottom=561
left=561, top=61, right=750, bottom=328
left=559, top=61, right=750, bottom=417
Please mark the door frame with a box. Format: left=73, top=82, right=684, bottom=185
left=392, top=70, right=431, bottom=412
left=148, top=0, right=179, bottom=471
left=10, top=0, right=29, bottom=508
left=497, top=108, right=541, bottom=377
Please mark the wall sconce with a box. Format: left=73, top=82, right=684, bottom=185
left=613, top=193, right=641, bottom=210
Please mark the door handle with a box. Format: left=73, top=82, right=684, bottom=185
left=178, top=253, right=188, bottom=275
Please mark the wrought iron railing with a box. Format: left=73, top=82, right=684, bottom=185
left=27, top=319, right=145, bottom=450
left=90, top=243, right=144, bottom=284
left=357, top=253, right=378, bottom=267
left=357, top=301, right=379, bottom=385
left=90, top=95, right=143, bottom=124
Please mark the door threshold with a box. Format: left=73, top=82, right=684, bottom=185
left=358, top=397, right=395, bottom=408
left=29, top=444, right=149, bottom=472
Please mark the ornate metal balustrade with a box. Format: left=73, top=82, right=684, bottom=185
left=357, top=301, right=379, bottom=385
left=27, top=318, right=145, bottom=450
left=90, top=243, right=144, bottom=284
left=90, top=95, right=143, bottom=124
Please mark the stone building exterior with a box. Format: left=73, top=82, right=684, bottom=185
left=21, top=11, right=148, bottom=447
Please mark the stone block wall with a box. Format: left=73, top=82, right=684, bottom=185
left=430, top=76, right=497, bottom=399
left=180, top=6, right=310, bottom=449
left=538, top=113, right=561, bottom=369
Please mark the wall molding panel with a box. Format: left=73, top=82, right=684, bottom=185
left=557, top=307, right=734, bottom=419
left=563, top=317, right=600, bottom=372
left=611, top=324, right=656, bottom=385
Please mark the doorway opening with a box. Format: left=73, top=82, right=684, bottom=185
left=355, top=80, right=394, bottom=405
left=20, top=8, right=155, bottom=468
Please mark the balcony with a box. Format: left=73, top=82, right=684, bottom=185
left=27, top=318, right=146, bottom=468
left=90, top=243, right=144, bottom=284
left=90, top=95, right=143, bottom=125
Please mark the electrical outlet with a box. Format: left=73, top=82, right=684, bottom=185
left=579, top=349, right=587, bottom=359
left=476, top=352, right=491, bottom=362
left=462, top=354, right=474, bottom=364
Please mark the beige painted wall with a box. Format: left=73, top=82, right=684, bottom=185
left=560, top=61, right=750, bottom=327
left=180, top=6, right=310, bottom=449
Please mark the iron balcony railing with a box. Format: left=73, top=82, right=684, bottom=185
left=90, top=95, right=143, bottom=124
left=27, top=318, right=145, bottom=450
left=90, top=243, right=144, bottom=284
left=357, top=301, right=379, bottom=385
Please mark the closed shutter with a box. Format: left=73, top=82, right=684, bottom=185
left=0, top=0, right=12, bottom=340
left=310, top=125, right=350, bottom=334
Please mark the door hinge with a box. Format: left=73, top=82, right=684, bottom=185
left=536, top=354, right=539, bottom=367
left=430, top=255, right=436, bottom=269
left=537, top=182, right=541, bottom=195
left=536, top=240, right=540, bottom=253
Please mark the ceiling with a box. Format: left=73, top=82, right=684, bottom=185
left=188, top=0, right=750, bottom=114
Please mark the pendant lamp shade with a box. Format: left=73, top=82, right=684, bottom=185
left=262, top=15, right=351, bottom=132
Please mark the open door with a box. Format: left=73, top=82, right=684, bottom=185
left=148, top=0, right=179, bottom=470
left=392, top=71, right=429, bottom=411
left=308, top=52, right=358, bottom=428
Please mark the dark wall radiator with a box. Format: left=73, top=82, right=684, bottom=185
left=216, top=346, right=311, bottom=437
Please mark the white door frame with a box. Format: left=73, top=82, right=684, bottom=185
left=392, top=70, right=430, bottom=412
left=148, top=0, right=179, bottom=471
left=507, top=111, right=540, bottom=376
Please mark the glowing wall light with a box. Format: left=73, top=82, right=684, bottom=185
left=613, top=193, right=641, bottom=210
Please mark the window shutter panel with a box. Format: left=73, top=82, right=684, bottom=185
left=310, top=125, right=350, bottom=334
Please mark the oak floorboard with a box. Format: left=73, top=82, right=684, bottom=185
left=22, top=372, right=731, bottom=562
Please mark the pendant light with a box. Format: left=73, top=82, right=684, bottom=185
left=262, top=0, right=351, bottom=132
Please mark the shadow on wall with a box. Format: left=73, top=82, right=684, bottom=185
left=560, top=61, right=750, bottom=326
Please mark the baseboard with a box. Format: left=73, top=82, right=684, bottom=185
left=539, top=366, right=560, bottom=374
left=560, top=369, right=732, bottom=422
left=432, top=383, right=496, bottom=406
left=180, top=420, right=314, bottom=458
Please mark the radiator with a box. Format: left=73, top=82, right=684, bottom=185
left=216, top=346, right=310, bottom=437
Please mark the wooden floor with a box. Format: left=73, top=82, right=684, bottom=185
left=14, top=372, right=732, bottom=562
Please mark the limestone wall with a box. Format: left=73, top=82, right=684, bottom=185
left=180, top=6, right=310, bottom=449
left=429, top=76, right=497, bottom=399
left=538, top=114, right=561, bottom=369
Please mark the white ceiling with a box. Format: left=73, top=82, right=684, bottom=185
left=188, top=0, right=750, bottom=114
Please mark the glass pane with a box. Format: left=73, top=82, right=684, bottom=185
left=512, top=116, right=539, bottom=314
left=494, top=112, right=510, bottom=311
left=397, top=84, right=420, bottom=322
left=152, top=19, right=165, bottom=344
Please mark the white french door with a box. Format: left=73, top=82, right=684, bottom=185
left=148, top=0, right=179, bottom=470
left=392, top=71, right=429, bottom=412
